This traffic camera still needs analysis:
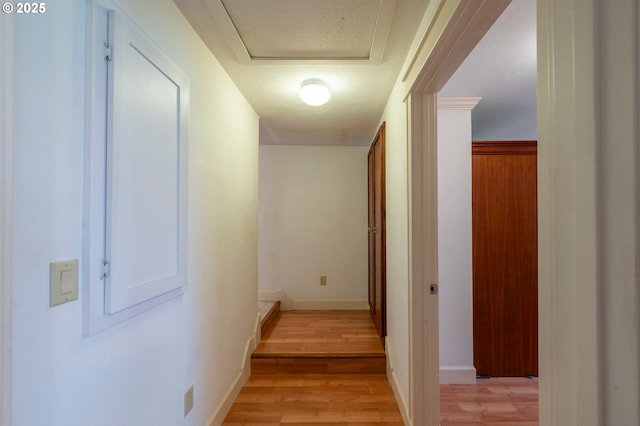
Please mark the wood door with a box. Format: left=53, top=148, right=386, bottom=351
left=472, top=141, right=538, bottom=377
left=368, top=123, right=386, bottom=340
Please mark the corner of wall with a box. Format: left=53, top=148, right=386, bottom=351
left=257, top=289, right=292, bottom=311
left=207, top=312, right=260, bottom=426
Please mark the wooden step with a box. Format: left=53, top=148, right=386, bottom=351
left=252, top=310, right=386, bottom=375
left=251, top=353, right=386, bottom=374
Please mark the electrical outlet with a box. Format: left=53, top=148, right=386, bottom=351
left=184, top=385, right=194, bottom=417
left=320, top=275, right=327, bottom=286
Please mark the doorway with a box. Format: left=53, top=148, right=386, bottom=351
left=431, top=2, right=538, bottom=423
left=405, top=2, right=514, bottom=425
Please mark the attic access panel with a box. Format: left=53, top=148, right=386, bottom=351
left=213, top=0, right=397, bottom=63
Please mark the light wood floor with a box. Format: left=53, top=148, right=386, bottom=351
left=254, top=310, right=385, bottom=356
left=440, top=377, right=539, bottom=425
left=223, top=373, right=404, bottom=425
left=224, top=310, right=539, bottom=425
left=224, top=310, right=400, bottom=424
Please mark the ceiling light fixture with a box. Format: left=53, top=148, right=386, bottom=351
left=299, top=78, right=331, bottom=106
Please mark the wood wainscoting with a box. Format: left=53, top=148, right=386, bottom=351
left=472, top=141, right=538, bottom=377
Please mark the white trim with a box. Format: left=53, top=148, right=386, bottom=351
left=368, top=0, right=397, bottom=64
left=254, top=307, right=261, bottom=346
left=0, top=12, right=13, bottom=426
left=537, top=1, right=640, bottom=424
left=83, top=2, right=190, bottom=335
left=207, top=313, right=259, bottom=426
left=437, top=97, right=481, bottom=111
left=290, top=299, right=369, bottom=310
left=401, top=1, right=511, bottom=95
left=202, top=0, right=251, bottom=64
left=386, top=337, right=411, bottom=426
left=537, top=1, right=601, bottom=424
left=439, top=367, right=476, bottom=385
left=407, top=90, right=439, bottom=426
left=403, top=3, right=510, bottom=425
left=400, top=0, right=446, bottom=84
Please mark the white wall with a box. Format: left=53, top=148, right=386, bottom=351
left=258, top=145, right=368, bottom=308
left=1, top=10, right=13, bottom=426
left=436, top=99, right=476, bottom=384
left=11, top=1, right=258, bottom=425
left=378, top=83, right=410, bottom=417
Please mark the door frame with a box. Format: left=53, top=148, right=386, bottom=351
left=402, top=2, right=511, bottom=424
left=1, top=11, right=13, bottom=426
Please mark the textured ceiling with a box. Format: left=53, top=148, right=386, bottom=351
left=174, top=0, right=427, bottom=146
left=174, top=0, right=537, bottom=146
left=221, top=0, right=379, bottom=59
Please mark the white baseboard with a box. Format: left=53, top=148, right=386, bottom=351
left=254, top=308, right=261, bottom=346
left=439, top=366, right=477, bottom=384
left=290, top=299, right=369, bottom=310
left=386, top=337, right=411, bottom=426
left=258, top=289, right=292, bottom=310
left=207, top=314, right=260, bottom=426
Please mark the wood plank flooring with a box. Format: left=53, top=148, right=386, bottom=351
left=440, top=377, right=539, bottom=425
left=225, top=310, right=539, bottom=425
left=252, top=310, right=386, bottom=375
left=225, top=310, right=400, bottom=424
left=254, top=310, right=386, bottom=356
left=223, top=373, right=404, bottom=425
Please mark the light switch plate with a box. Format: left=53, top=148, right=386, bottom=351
left=50, top=259, right=79, bottom=306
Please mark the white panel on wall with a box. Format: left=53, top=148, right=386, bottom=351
left=84, top=6, right=189, bottom=333
left=105, top=10, right=188, bottom=313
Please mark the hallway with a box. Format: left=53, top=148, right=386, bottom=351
left=223, top=310, right=539, bottom=425
left=223, top=310, right=402, bottom=424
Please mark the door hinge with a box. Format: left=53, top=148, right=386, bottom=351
left=429, top=283, right=438, bottom=295
left=104, top=43, right=112, bottom=62
left=101, top=260, right=111, bottom=279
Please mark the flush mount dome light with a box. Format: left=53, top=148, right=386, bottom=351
left=299, top=78, right=331, bottom=106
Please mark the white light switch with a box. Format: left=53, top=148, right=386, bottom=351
left=50, top=259, right=78, bottom=306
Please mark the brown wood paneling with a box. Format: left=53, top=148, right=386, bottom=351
left=472, top=141, right=538, bottom=377
left=368, top=123, right=387, bottom=341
